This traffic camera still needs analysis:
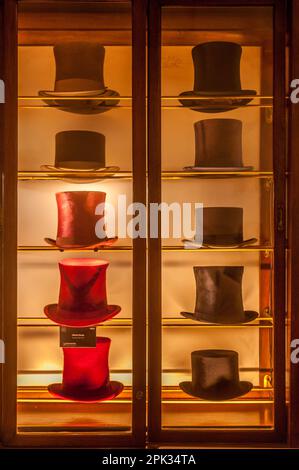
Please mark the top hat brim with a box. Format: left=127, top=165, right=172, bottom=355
left=182, top=237, right=258, bottom=248
left=44, top=237, right=118, bottom=250
left=179, top=380, right=253, bottom=401
left=40, top=165, right=120, bottom=184
left=48, top=380, right=123, bottom=402
left=38, top=89, right=120, bottom=115
left=178, top=90, right=256, bottom=113
left=44, top=303, right=121, bottom=327
left=180, top=309, right=259, bottom=324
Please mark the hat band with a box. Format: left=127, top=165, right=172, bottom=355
left=203, top=234, right=243, bottom=244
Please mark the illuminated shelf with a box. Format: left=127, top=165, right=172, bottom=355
left=17, top=317, right=273, bottom=328
left=18, top=245, right=132, bottom=252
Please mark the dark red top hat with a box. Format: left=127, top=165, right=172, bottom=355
left=48, top=337, right=123, bottom=402
left=45, top=191, right=117, bottom=249
left=179, top=42, right=256, bottom=113
left=44, top=258, right=121, bottom=327
left=184, top=119, right=253, bottom=172
left=38, top=42, right=120, bottom=115
left=41, top=131, right=119, bottom=183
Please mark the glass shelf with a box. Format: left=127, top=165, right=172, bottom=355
left=162, top=245, right=273, bottom=253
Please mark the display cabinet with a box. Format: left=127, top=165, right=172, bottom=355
left=148, top=0, right=288, bottom=445
left=0, top=0, right=146, bottom=447
left=1, top=0, right=298, bottom=449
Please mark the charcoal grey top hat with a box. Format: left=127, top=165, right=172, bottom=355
left=41, top=131, right=119, bottom=182
left=183, top=207, right=257, bottom=248
left=181, top=266, right=258, bottom=324
left=179, top=42, right=256, bottom=113
left=39, top=42, right=120, bottom=114
left=184, top=119, right=253, bottom=171
left=180, top=350, right=253, bottom=400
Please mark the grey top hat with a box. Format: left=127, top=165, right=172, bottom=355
left=180, top=350, right=253, bottom=400
left=179, top=42, right=256, bottom=113
left=184, top=119, right=253, bottom=171
left=39, top=42, right=119, bottom=114
left=181, top=266, right=258, bottom=324
left=183, top=207, right=257, bottom=248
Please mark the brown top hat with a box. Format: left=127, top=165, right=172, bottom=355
left=180, top=350, right=252, bottom=400
left=184, top=119, right=253, bottom=171
left=181, top=266, right=258, bottom=324
left=183, top=207, right=257, bottom=248
left=179, top=42, right=256, bottom=113
left=48, top=337, right=123, bottom=402
left=39, top=42, right=119, bottom=114
left=41, top=131, right=119, bottom=182
left=45, top=191, right=117, bottom=249
left=44, top=258, right=121, bottom=327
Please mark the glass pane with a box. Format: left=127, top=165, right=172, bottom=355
left=17, top=1, right=133, bottom=434
left=161, top=5, right=274, bottom=429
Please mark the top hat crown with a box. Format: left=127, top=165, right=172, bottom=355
left=192, top=42, right=242, bottom=93
left=48, top=337, right=123, bottom=402
left=55, top=130, right=106, bottom=170
left=183, top=207, right=257, bottom=248
left=180, top=349, right=253, bottom=400
left=184, top=119, right=252, bottom=171
left=179, top=41, right=256, bottom=112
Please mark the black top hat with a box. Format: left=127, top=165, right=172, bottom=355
left=181, top=266, right=258, bottom=324
left=41, top=131, right=119, bottom=183
left=39, top=42, right=120, bottom=114
left=179, top=42, right=256, bottom=113
left=183, top=207, right=257, bottom=248
left=180, top=350, right=253, bottom=400
left=184, top=119, right=253, bottom=171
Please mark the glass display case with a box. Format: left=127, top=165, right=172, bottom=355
left=148, top=0, right=288, bottom=444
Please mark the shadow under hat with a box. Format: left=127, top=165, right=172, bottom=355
left=39, top=42, right=120, bottom=114
left=181, top=266, right=258, bottom=324
left=179, top=350, right=253, bottom=400
left=179, top=42, right=256, bottom=113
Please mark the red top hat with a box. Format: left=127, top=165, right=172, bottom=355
left=48, top=337, right=123, bottom=402
left=45, top=191, right=117, bottom=249
left=44, top=258, right=121, bottom=327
